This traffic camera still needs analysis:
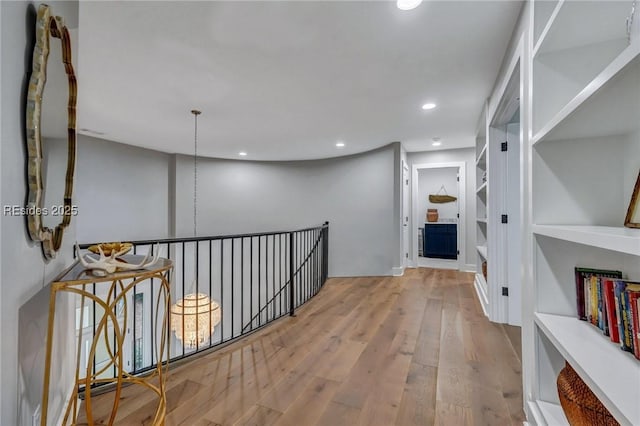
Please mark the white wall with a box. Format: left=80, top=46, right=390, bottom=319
left=75, top=135, right=171, bottom=243
left=1, top=2, right=78, bottom=425
left=407, top=148, right=476, bottom=270
left=417, top=167, right=459, bottom=222
left=174, top=144, right=399, bottom=277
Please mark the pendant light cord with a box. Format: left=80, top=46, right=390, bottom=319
left=192, top=110, right=201, bottom=239
left=191, top=110, right=201, bottom=296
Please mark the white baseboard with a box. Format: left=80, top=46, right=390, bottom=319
left=53, top=387, right=77, bottom=426
left=417, top=257, right=458, bottom=270
left=473, top=273, right=489, bottom=318
left=391, top=266, right=405, bottom=276
left=461, top=263, right=476, bottom=272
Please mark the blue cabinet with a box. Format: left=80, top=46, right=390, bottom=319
left=423, top=223, right=457, bottom=259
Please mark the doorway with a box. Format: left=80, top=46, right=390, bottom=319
left=411, top=162, right=466, bottom=271
left=487, top=54, right=522, bottom=326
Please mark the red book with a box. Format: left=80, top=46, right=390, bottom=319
left=603, top=279, right=620, bottom=344
left=628, top=290, right=640, bottom=360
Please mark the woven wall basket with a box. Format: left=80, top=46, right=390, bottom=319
left=428, top=194, right=457, bottom=203
left=557, top=362, right=619, bottom=426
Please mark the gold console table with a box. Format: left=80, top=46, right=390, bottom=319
left=41, top=255, right=173, bottom=425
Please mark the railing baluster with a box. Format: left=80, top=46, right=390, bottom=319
left=150, top=244, right=155, bottom=367
left=209, top=239, right=212, bottom=348
left=181, top=242, right=185, bottom=357
left=278, top=234, right=283, bottom=317
left=240, top=237, right=244, bottom=335
left=258, top=235, right=262, bottom=327
left=196, top=241, right=200, bottom=352
left=272, top=234, right=275, bottom=321
left=133, top=268, right=137, bottom=374
left=250, top=237, right=254, bottom=331
left=289, top=232, right=295, bottom=316
left=220, top=239, right=224, bottom=343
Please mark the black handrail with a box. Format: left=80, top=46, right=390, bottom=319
left=77, top=224, right=327, bottom=250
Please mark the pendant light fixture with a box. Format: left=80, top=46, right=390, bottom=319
left=170, top=110, right=221, bottom=349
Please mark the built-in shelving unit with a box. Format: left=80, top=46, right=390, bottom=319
left=475, top=105, right=489, bottom=315
left=526, top=1, right=640, bottom=424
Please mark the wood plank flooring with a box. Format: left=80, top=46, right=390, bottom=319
left=79, top=268, right=524, bottom=425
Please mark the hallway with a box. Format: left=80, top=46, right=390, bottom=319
left=83, top=268, right=524, bottom=425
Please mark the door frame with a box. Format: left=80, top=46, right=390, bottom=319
left=402, top=162, right=410, bottom=268
left=411, top=161, right=466, bottom=270
left=486, top=36, right=523, bottom=326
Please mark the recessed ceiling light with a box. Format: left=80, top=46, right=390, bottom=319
left=397, top=0, right=423, bottom=10
left=422, top=103, right=437, bottom=110
left=432, top=142, right=442, bottom=147
left=238, top=151, right=247, bottom=156
left=336, top=142, right=345, bottom=148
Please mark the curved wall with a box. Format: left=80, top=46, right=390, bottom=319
left=75, top=136, right=402, bottom=277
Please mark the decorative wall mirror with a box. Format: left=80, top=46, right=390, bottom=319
left=26, top=4, right=77, bottom=259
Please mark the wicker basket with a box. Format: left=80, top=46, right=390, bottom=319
left=557, top=362, right=619, bottom=426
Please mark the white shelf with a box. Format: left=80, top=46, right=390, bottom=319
left=528, top=400, right=569, bottom=426
left=476, top=245, right=487, bottom=259
left=476, top=218, right=487, bottom=224
left=532, top=225, right=640, bottom=256
left=475, top=144, right=487, bottom=167
left=533, top=44, right=640, bottom=144
left=476, top=182, right=487, bottom=194
left=532, top=0, right=564, bottom=57
left=533, top=1, right=631, bottom=57
left=535, top=313, right=640, bottom=425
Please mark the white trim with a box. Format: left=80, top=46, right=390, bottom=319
left=489, top=35, right=524, bottom=122
left=53, top=393, right=78, bottom=426
left=411, top=162, right=466, bottom=272
left=461, top=263, right=476, bottom=273
left=402, top=161, right=410, bottom=269
left=391, top=266, right=405, bottom=276
left=474, top=273, right=489, bottom=318
left=486, top=34, right=525, bottom=325
left=417, top=257, right=457, bottom=270
left=0, top=2, right=3, bottom=418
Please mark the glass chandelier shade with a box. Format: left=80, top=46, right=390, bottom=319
left=170, top=293, right=221, bottom=348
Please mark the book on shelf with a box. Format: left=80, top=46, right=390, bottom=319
left=618, top=282, right=640, bottom=355
left=574, top=267, right=622, bottom=321
left=629, top=289, right=640, bottom=360
left=603, top=279, right=620, bottom=344
left=614, top=280, right=632, bottom=353
left=575, top=267, right=640, bottom=361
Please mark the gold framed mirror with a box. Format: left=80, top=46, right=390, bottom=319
left=26, top=4, right=77, bottom=259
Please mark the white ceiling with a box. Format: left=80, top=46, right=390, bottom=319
left=77, top=1, right=522, bottom=160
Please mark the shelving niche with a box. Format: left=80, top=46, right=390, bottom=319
left=527, top=1, right=640, bottom=424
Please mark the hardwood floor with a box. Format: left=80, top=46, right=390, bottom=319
left=80, top=268, right=525, bottom=425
